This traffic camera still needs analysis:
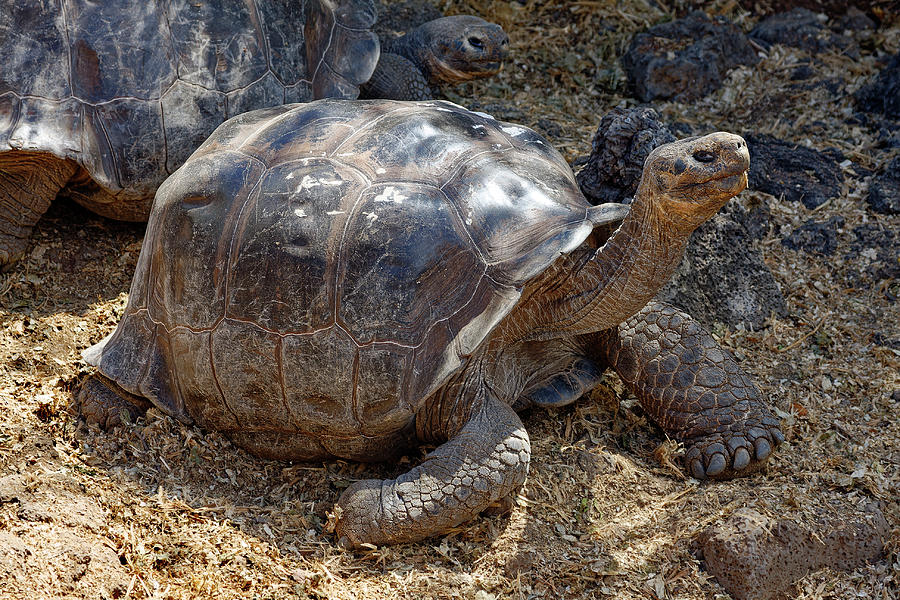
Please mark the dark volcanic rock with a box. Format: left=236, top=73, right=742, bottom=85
left=621, top=11, right=759, bottom=102
left=698, top=505, right=889, bottom=600
left=746, top=133, right=844, bottom=209
left=738, top=1, right=890, bottom=21
left=576, top=106, right=675, bottom=204
left=856, top=52, right=900, bottom=120
left=660, top=200, right=787, bottom=330
left=750, top=8, right=856, bottom=56
left=867, top=156, right=900, bottom=215
left=845, top=223, right=900, bottom=288
left=782, top=216, right=844, bottom=255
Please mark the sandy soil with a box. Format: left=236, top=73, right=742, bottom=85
left=1, top=2, right=897, bottom=599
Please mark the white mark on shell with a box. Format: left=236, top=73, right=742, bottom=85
left=501, top=125, right=527, bottom=137
left=373, top=186, right=407, bottom=204
left=296, top=175, right=343, bottom=191
left=326, top=210, right=346, bottom=216
left=293, top=207, right=307, bottom=217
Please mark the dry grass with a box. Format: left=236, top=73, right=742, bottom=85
left=1, top=1, right=898, bottom=599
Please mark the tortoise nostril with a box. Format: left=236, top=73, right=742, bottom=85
left=468, top=36, right=485, bottom=49
left=693, top=150, right=716, bottom=163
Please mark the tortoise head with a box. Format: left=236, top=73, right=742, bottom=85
left=414, top=16, right=509, bottom=84
left=638, top=132, right=750, bottom=230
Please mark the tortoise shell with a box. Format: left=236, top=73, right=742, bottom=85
left=0, top=0, right=377, bottom=220
left=93, top=99, right=603, bottom=459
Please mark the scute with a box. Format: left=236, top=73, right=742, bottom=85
left=281, top=328, right=360, bottom=435
left=67, top=0, right=175, bottom=102
left=226, top=159, right=366, bottom=333
left=160, top=80, right=227, bottom=174
left=338, top=182, right=481, bottom=346
left=211, top=320, right=291, bottom=431
left=8, top=97, right=81, bottom=159
left=0, top=1, right=69, bottom=99
left=166, top=0, right=267, bottom=92
left=443, top=150, right=591, bottom=284
left=146, top=151, right=267, bottom=329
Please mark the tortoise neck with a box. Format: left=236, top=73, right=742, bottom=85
left=381, top=26, right=431, bottom=78
left=491, top=188, right=690, bottom=344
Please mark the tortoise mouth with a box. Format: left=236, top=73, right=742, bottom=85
left=431, top=57, right=504, bottom=82
left=688, top=161, right=749, bottom=187
left=468, top=59, right=503, bottom=74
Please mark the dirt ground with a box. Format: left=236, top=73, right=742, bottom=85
left=1, top=1, right=898, bottom=599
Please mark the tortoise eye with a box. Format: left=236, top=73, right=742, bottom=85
left=468, top=36, right=485, bottom=49
left=693, top=150, right=716, bottom=163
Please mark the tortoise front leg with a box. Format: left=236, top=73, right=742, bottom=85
left=359, top=53, right=432, bottom=100
left=595, top=301, right=784, bottom=479
left=0, top=152, right=77, bottom=270
left=335, top=389, right=529, bottom=547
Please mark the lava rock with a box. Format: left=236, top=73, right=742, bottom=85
left=621, top=11, right=758, bottom=102
left=835, top=6, right=876, bottom=32
left=746, top=133, right=844, bottom=209
left=856, top=52, right=900, bottom=120
left=750, top=8, right=856, bottom=56
left=867, top=155, right=900, bottom=214
left=698, top=505, right=888, bottom=600
left=659, top=200, right=787, bottom=330
left=782, top=216, right=844, bottom=255
left=741, top=1, right=892, bottom=20
left=576, top=106, right=676, bottom=204
left=845, top=223, right=900, bottom=288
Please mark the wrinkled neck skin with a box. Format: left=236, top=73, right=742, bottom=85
left=381, top=26, right=439, bottom=83
left=493, top=181, right=694, bottom=348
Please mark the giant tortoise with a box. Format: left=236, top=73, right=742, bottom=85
left=0, top=0, right=507, bottom=268
left=80, top=99, right=784, bottom=547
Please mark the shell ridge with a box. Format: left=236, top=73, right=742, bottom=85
left=246, top=0, right=273, bottom=83
left=158, top=98, right=170, bottom=175
left=331, top=180, right=372, bottom=328
left=223, top=173, right=266, bottom=319
left=328, top=103, right=411, bottom=156
left=207, top=326, right=241, bottom=427
left=309, top=8, right=336, bottom=93
left=60, top=0, right=75, bottom=98
left=432, top=183, right=488, bottom=267
left=91, top=107, right=121, bottom=189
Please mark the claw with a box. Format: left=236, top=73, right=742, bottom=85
left=690, top=458, right=706, bottom=479
left=771, top=429, right=785, bottom=445
left=733, top=446, right=751, bottom=470
left=754, top=438, right=772, bottom=461
left=706, top=453, right=726, bottom=476
left=726, top=436, right=748, bottom=454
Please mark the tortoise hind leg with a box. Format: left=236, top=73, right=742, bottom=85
left=77, top=374, right=152, bottom=430
left=335, top=390, right=530, bottom=547
left=593, top=301, right=784, bottom=479
left=0, top=152, right=78, bottom=270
